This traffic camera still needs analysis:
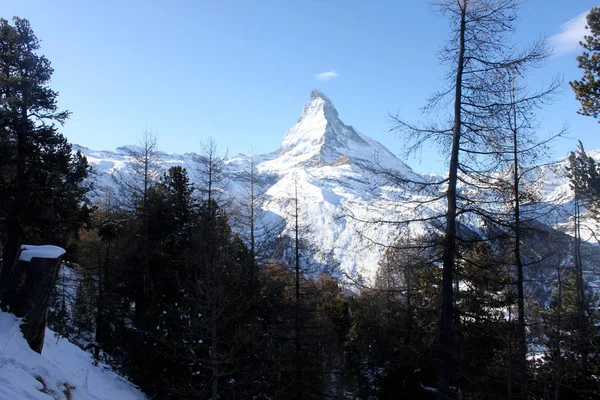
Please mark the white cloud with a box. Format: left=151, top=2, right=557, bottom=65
left=315, top=70, right=339, bottom=81
left=549, top=9, right=591, bottom=56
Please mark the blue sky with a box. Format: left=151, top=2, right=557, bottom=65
left=3, top=0, right=600, bottom=173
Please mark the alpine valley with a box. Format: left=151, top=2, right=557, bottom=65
left=76, top=90, right=596, bottom=282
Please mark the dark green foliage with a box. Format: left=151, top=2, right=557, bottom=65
left=92, top=166, right=265, bottom=399
left=567, top=142, right=600, bottom=215
left=537, top=270, right=600, bottom=398
left=344, top=236, right=537, bottom=400
left=453, top=242, right=519, bottom=399
left=249, top=263, right=351, bottom=400
left=0, top=17, right=91, bottom=300
left=71, top=271, right=96, bottom=336
left=571, top=7, right=600, bottom=120
left=47, top=263, right=93, bottom=340
left=344, top=238, right=441, bottom=399
left=152, top=204, right=253, bottom=398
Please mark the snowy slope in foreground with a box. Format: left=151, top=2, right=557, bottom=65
left=0, top=311, right=146, bottom=400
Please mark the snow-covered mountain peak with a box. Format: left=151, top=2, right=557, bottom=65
left=265, top=90, right=409, bottom=172
left=298, top=89, right=339, bottom=122
left=279, top=89, right=341, bottom=156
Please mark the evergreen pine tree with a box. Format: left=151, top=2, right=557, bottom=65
left=571, top=7, right=600, bottom=120
left=538, top=269, right=600, bottom=398
left=0, top=17, right=91, bottom=304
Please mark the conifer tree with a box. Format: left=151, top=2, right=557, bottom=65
left=389, top=2, right=548, bottom=396
left=0, top=17, right=91, bottom=302
left=571, top=7, right=600, bottom=120
left=484, top=70, right=563, bottom=397
left=539, top=268, right=600, bottom=398
left=562, top=144, right=600, bottom=396
left=114, top=131, right=161, bottom=329
left=231, top=152, right=285, bottom=291
left=345, top=233, right=442, bottom=398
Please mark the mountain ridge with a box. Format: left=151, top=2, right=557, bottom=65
left=77, top=90, right=592, bottom=279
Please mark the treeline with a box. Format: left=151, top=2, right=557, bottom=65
left=56, top=149, right=348, bottom=399
left=51, top=161, right=600, bottom=400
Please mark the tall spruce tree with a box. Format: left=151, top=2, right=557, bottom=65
left=0, top=17, right=90, bottom=302
left=563, top=144, right=600, bottom=396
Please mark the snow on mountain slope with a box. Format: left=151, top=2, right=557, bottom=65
left=0, top=311, right=146, bottom=400
left=259, top=89, right=412, bottom=174
left=76, top=89, right=594, bottom=280
left=78, top=90, right=426, bottom=279
left=78, top=146, right=196, bottom=196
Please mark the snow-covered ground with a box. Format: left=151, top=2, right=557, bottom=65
left=0, top=311, right=146, bottom=400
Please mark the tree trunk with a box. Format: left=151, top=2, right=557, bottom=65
left=438, top=1, right=466, bottom=399
left=554, top=263, right=563, bottom=400
left=212, top=312, right=219, bottom=400
left=0, top=227, right=20, bottom=300
left=294, top=181, right=302, bottom=400
left=249, top=155, right=256, bottom=291
left=574, top=197, right=588, bottom=384
left=508, top=305, right=513, bottom=400
left=511, top=94, right=528, bottom=396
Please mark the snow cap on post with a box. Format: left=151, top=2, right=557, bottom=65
left=18, top=245, right=66, bottom=262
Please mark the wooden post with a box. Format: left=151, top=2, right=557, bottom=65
left=3, top=245, right=65, bottom=354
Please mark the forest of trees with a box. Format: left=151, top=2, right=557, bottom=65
left=2, top=1, right=600, bottom=399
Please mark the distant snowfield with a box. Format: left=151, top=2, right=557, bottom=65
left=0, top=311, right=146, bottom=400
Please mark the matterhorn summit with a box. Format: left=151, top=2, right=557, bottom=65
left=261, top=89, right=409, bottom=172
